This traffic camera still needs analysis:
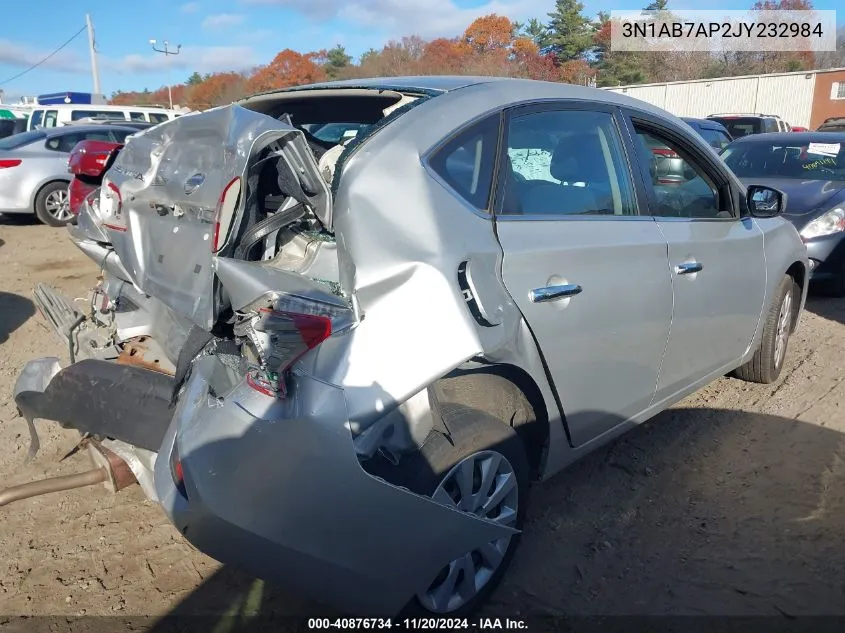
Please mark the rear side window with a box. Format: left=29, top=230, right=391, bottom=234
left=700, top=128, right=732, bottom=151
left=45, top=132, right=86, bottom=153
left=428, top=115, right=499, bottom=210
left=0, top=130, right=45, bottom=150
left=499, top=109, right=636, bottom=216
left=129, top=112, right=146, bottom=121
left=149, top=112, right=169, bottom=124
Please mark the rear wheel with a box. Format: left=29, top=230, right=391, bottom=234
left=733, top=274, right=798, bottom=384
left=397, top=405, right=530, bottom=616
left=34, top=181, right=71, bottom=227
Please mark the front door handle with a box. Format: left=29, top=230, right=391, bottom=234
left=529, top=284, right=582, bottom=303
left=675, top=262, right=703, bottom=275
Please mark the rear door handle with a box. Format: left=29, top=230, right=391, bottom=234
left=675, top=262, right=703, bottom=275
left=529, top=284, right=582, bottom=303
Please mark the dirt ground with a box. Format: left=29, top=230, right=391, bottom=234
left=0, top=217, right=844, bottom=622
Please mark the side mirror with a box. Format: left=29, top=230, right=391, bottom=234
left=746, top=184, right=787, bottom=218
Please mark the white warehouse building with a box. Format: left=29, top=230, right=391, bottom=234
left=604, top=66, right=845, bottom=129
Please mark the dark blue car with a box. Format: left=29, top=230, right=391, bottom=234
left=722, top=132, right=845, bottom=295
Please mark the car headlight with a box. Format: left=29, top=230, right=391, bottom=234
left=800, top=207, right=845, bottom=240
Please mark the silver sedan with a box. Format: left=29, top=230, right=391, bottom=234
left=0, top=125, right=138, bottom=226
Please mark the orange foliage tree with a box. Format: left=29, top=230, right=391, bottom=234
left=186, top=72, right=248, bottom=108
left=246, top=49, right=327, bottom=93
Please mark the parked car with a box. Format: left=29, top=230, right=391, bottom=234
left=792, top=126, right=809, bottom=132
left=0, top=124, right=140, bottom=226
left=722, top=131, right=845, bottom=295
left=707, top=113, right=789, bottom=138
left=66, top=138, right=125, bottom=222
left=681, top=117, right=733, bottom=151
left=644, top=118, right=734, bottom=184
left=12, top=76, right=808, bottom=617
left=817, top=117, right=845, bottom=133
left=0, top=117, right=28, bottom=140
left=26, top=104, right=179, bottom=131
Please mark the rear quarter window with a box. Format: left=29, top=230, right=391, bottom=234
left=428, top=115, right=499, bottom=211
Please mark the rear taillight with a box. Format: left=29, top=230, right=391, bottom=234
left=240, top=294, right=354, bottom=398
left=100, top=181, right=126, bottom=232
left=68, top=179, right=98, bottom=217
left=68, top=140, right=123, bottom=177
left=0, top=159, right=21, bottom=168
left=170, top=442, right=187, bottom=498
left=212, top=177, right=242, bottom=252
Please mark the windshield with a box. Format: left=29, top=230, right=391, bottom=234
left=0, top=130, right=46, bottom=150
left=722, top=139, right=845, bottom=181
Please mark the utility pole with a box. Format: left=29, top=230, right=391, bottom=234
left=86, top=14, right=102, bottom=99
left=149, top=39, right=181, bottom=110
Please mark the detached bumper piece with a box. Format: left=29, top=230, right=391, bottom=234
left=14, top=357, right=175, bottom=457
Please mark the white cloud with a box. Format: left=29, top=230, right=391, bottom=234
left=239, top=0, right=549, bottom=38
left=0, top=38, right=87, bottom=74
left=103, top=46, right=259, bottom=75
left=181, top=2, right=201, bottom=12
left=201, top=13, right=247, bottom=30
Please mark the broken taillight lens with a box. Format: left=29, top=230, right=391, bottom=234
left=240, top=294, right=354, bottom=398
left=100, top=181, right=126, bottom=232
left=169, top=442, right=187, bottom=498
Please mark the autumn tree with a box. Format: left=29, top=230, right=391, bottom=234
left=246, top=49, right=327, bottom=93
left=419, top=38, right=466, bottom=75
left=187, top=72, right=248, bottom=108
left=462, top=14, right=514, bottom=55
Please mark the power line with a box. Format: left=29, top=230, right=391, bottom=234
left=0, top=25, right=87, bottom=87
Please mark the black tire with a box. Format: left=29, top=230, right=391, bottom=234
left=34, top=181, right=71, bottom=227
left=395, top=404, right=530, bottom=617
left=733, top=274, right=798, bottom=384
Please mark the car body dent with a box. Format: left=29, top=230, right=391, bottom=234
left=104, top=105, right=331, bottom=330
left=155, top=355, right=516, bottom=616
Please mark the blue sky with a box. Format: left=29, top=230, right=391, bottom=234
left=0, top=0, right=841, bottom=101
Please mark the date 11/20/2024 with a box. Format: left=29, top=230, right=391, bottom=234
left=307, top=617, right=528, bottom=630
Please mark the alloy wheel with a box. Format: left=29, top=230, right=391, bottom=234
left=416, top=450, right=519, bottom=614
left=44, top=189, right=71, bottom=222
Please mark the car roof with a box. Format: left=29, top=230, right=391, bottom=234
left=682, top=117, right=728, bottom=129
left=43, top=124, right=139, bottom=137
left=244, top=75, right=685, bottom=125
left=266, top=75, right=507, bottom=96
left=728, top=131, right=845, bottom=143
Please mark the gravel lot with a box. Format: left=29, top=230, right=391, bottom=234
left=1, top=217, right=844, bottom=622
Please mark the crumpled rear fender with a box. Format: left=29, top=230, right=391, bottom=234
left=156, top=355, right=517, bottom=615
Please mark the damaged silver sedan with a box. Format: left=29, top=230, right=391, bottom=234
left=10, top=76, right=809, bottom=616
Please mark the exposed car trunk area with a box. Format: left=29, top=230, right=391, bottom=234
left=103, top=89, right=426, bottom=332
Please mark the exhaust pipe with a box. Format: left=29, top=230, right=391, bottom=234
left=0, top=441, right=137, bottom=508
left=0, top=468, right=108, bottom=507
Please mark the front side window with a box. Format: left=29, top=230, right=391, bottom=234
left=722, top=139, right=845, bottom=182
left=634, top=125, right=730, bottom=219
left=499, top=109, right=635, bottom=216
left=43, top=110, right=58, bottom=128
left=29, top=110, right=43, bottom=129
left=428, top=115, right=499, bottom=210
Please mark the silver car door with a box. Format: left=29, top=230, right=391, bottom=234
left=624, top=111, right=766, bottom=404
left=493, top=102, right=673, bottom=447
